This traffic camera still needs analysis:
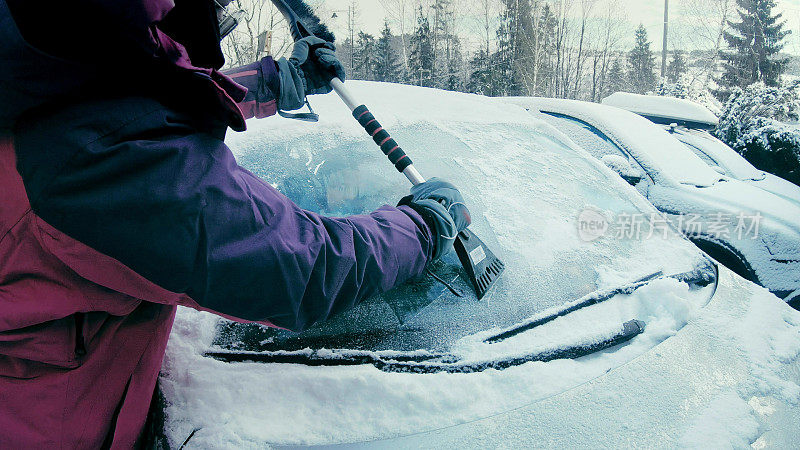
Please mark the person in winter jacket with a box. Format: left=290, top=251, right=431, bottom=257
left=0, top=0, right=471, bottom=447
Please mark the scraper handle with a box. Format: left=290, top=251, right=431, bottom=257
left=330, top=78, right=426, bottom=186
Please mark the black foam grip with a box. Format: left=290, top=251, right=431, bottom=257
left=352, top=105, right=413, bottom=173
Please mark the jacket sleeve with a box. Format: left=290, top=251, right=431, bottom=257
left=223, top=57, right=282, bottom=120
left=19, top=102, right=434, bottom=332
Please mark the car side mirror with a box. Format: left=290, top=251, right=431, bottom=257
left=602, top=154, right=643, bottom=186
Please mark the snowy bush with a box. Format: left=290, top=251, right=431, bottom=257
left=656, top=77, right=723, bottom=116
left=715, top=82, right=800, bottom=185
left=656, top=77, right=691, bottom=99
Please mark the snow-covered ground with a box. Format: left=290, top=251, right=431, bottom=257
left=158, top=82, right=800, bottom=447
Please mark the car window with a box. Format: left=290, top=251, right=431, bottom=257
left=678, top=129, right=764, bottom=181
left=539, top=112, right=628, bottom=159
left=219, top=120, right=707, bottom=354
left=679, top=140, right=727, bottom=175
left=537, top=112, right=647, bottom=181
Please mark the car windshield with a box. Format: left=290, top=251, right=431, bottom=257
left=536, top=111, right=648, bottom=181
left=217, top=85, right=708, bottom=354
left=506, top=98, right=724, bottom=187
left=676, top=128, right=764, bottom=181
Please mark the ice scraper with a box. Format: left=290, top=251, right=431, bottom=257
left=269, top=0, right=505, bottom=300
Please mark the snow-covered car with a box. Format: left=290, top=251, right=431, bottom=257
left=157, top=83, right=800, bottom=448
left=602, top=92, right=800, bottom=203
left=504, top=96, right=800, bottom=307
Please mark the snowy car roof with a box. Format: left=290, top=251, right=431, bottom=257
left=602, top=92, right=719, bottom=128
left=504, top=97, right=724, bottom=188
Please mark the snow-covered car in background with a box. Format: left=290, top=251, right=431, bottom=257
left=503, top=97, right=800, bottom=307
left=157, top=83, right=800, bottom=448
left=602, top=92, right=800, bottom=203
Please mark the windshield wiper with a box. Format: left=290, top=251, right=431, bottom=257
left=204, top=262, right=715, bottom=374
left=484, top=263, right=716, bottom=344
left=204, top=319, right=645, bottom=374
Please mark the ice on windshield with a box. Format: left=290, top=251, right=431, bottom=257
left=221, top=83, right=708, bottom=353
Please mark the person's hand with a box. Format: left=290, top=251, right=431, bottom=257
left=399, top=178, right=471, bottom=260
left=276, top=37, right=346, bottom=111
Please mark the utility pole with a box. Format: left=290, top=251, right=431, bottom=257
left=348, top=5, right=355, bottom=76
left=661, top=0, right=669, bottom=78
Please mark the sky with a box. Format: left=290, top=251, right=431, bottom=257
left=311, top=0, right=800, bottom=55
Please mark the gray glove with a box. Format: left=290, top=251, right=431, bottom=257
left=399, top=178, right=472, bottom=260
left=276, top=37, right=346, bottom=111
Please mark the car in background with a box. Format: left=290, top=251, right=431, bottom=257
left=602, top=92, right=800, bottom=203
left=502, top=96, right=800, bottom=306
left=155, top=82, right=800, bottom=448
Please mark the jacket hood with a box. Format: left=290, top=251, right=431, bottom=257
left=0, top=0, right=246, bottom=131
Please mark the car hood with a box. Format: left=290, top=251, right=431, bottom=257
left=158, top=267, right=800, bottom=447
left=651, top=176, right=800, bottom=235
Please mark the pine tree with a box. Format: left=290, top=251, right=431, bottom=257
left=666, top=50, right=688, bottom=84
left=445, top=35, right=464, bottom=92
left=373, top=21, right=401, bottom=83
left=718, top=0, right=791, bottom=93
left=408, top=7, right=434, bottom=87
left=467, top=48, right=497, bottom=96
left=535, top=4, right=558, bottom=96
left=607, top=56, right=628, bottom=96
left=495, top=0, right=535, bottom=96
left=628, top=25, right=657, bottom=94
left=354, top=32, right=376, bottom=81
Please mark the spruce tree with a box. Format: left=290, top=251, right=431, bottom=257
left=467, top=48, right=497, bottom=96
left=408, top=7, right=435, bottom=87
left=495, top=0, right=535, bottom=96
left=354, top=32, right=376, bottom=81
left=666, top=50, right=688, bottom=84
left=373, top=21, right=401, bottom=83
left=607, top=57, right=628, bottom=96
left=718, top=0, right=791, bottom=93
left=628, top=25, right=657, bottom=94
left=445, top=35, right=464, bottom=92
left=535, top=4, right=558, bottom=96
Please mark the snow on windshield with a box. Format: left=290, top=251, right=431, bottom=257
left=676, top=128, right=763, bottom=181
left=221, top=82, right=707, bottom=353
left=502, top=97, right=723, bottom=187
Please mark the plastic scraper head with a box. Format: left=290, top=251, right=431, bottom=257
left=453, top=229, right=505, bottom=299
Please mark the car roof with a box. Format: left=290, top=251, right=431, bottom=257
left=601, top=92, right=719, bottom=128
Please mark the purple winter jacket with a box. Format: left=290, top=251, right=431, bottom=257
left=0, top=0, right=433, bottom=447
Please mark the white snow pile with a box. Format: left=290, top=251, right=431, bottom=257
left=602, top=92, right=719, bottom=126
